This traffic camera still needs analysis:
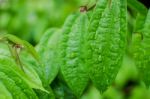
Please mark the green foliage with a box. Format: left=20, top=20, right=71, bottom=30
left=131, top=9, right=150, bottom=87
left=0, top=0, right=150, bottom=99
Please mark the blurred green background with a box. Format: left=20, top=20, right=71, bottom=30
left=0, top=0, right=82, bottom=45
left=0, top=0, right=148, bottom=45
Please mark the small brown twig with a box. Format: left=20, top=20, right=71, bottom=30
left=13, top=44, right=25, bottom=72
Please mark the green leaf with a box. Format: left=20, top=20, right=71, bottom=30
left=133, top=14, right=147, bottom=33
left=60, top=12, right=89, bottom=96
left=127, top=0, right=148, bottom=15
left=22, top=61, right=49, bottom=93
left=0, top=71, right=28, bottom=99
left=0, top=33, right=40, bottom=62
left=86, top=0, right=126, bottom=92
left=36, top=28, right=61, bottom=86
left=0, top=56, right=48, bottom=93
left=51, top=79, right=76, bottom=99
left=34, top=86, right=55, bottom=99
left=0, top=81, right=13, bottom=99
left=0, top=62, right=38, bottom=98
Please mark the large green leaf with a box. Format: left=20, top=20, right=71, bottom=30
left=60, top=12, right=89, bottom=96
left=85, top=0, right=127, bottom=92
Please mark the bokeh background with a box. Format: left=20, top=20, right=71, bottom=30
left=0, top=0, right=149, bottom=45
left=0, top=0, right=83, bottom=45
